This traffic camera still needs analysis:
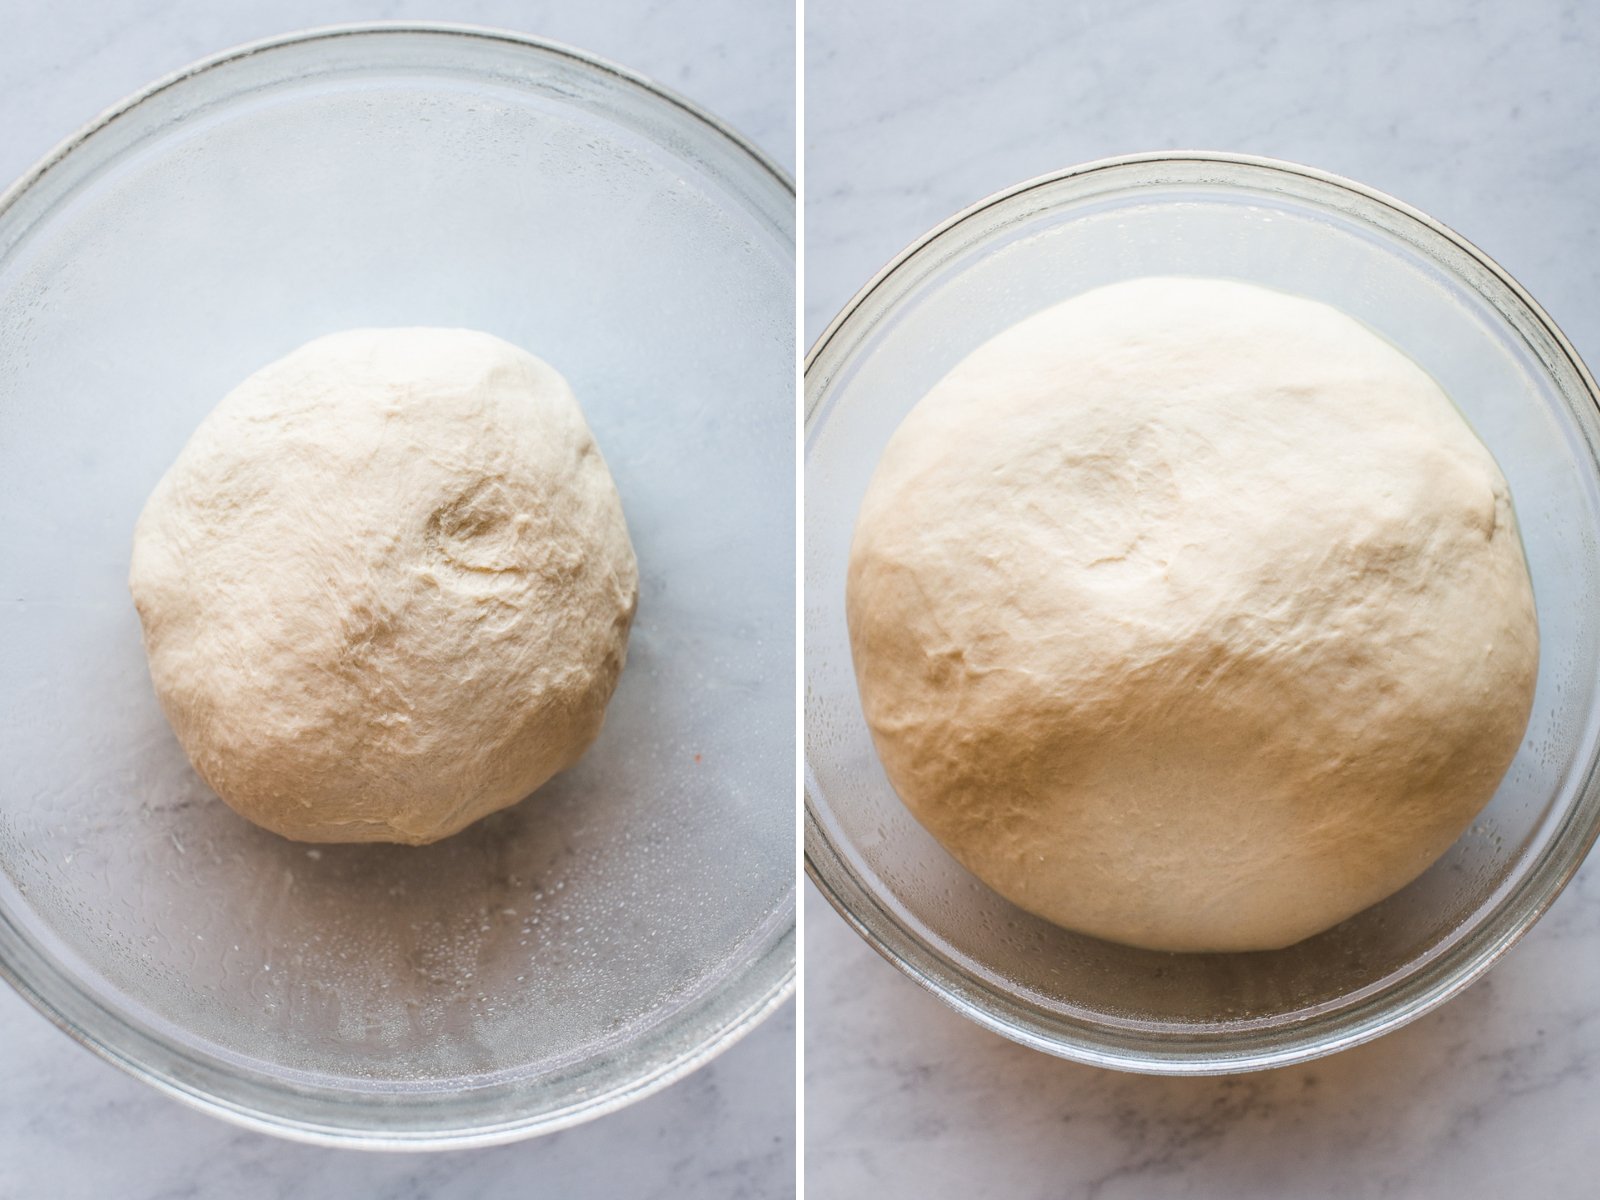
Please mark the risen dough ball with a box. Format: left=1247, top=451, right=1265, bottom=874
left=131, top=328, right=638, bottom=845
left=847, top=277, right=1538, bottom=953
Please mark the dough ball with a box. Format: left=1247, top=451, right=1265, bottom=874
left=131, top=328, right=638, bottom=845
left=847, top=278, right=1538, bottom=953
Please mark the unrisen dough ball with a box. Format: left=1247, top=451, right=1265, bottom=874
left=847, top=277, right=1539, bottom=953
left=131, top=328, right=638, bottom=845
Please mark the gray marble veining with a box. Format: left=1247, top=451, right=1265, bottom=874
left=2, top=980, right=794, bottom=1200
left=804, top=0, right=1599, bottom=354
left=805, top=0, right=1600, bottom=1196
left=807, top=873, right=1600, bottom=1199
left=0, top=2, right=793, bottom=1198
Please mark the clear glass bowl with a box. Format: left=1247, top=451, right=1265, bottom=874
left=0, top=25, right=794, bottom=1145
left=804, top=152, right=1600, bottom=1074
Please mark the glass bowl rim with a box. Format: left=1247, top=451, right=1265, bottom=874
left=0, top=20, right=796, bottom=1149
left=803, top=148, right=1600, bottom=1075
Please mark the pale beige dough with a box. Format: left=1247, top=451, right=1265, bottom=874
left=131, top=328, right=638, bottom=845
left=847, top=277, right=1538, bottom=952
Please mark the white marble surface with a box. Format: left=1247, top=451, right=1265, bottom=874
left=805, top=0, right=1598, bottom=344
left=805, top=1, right=1600, bottom=1196
left=0, top=2, right=793, bottom=1198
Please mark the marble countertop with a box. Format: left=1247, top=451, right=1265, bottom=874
left=0, top=2, right=793, bottom=1198
left=804, top=0, right=1600, bottom=1196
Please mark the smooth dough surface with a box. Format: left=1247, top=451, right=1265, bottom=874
left=131, top=328, right=638, bottom=845
left=846, top=277, right=1539, bottom=952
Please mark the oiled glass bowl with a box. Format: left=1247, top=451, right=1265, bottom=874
left=0, top=24, right=794, bottom=1144
left=805, top=152, right=1600, bottom=1073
